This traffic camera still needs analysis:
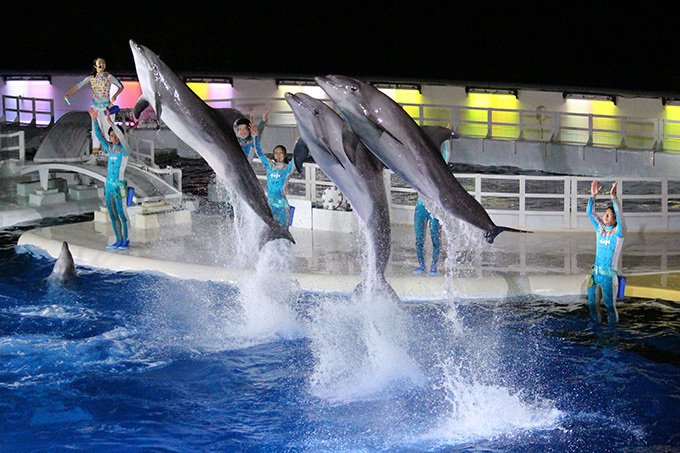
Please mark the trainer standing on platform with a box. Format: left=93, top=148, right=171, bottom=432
left=587, top=179, right=625, bottom=324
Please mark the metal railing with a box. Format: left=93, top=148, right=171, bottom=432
left=251, top=161, right=680, bottom=232
left=205, top=97, right=669, bottom=152
left=1, top=95, right=54, bottom=126
left=0, top=93, right=675, bottom=151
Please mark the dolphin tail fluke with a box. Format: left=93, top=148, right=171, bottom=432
left=353, top=276, right=402, bottom=304
left=484, top=226, right=532, bottom=244
left=259, top=222, right=296, bottom=249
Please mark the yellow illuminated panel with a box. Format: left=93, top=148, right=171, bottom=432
left=664, top=106, right=680, bottom=152
left=562, top=99, right=620, bottom=147
left=462, top=93, right=520, bottom=139
left=186, top=82, right=234, bottom=101
left=187, top=83, right=209, bottom=99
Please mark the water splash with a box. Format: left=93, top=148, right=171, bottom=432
left=307, top=288, right=424, bottom=403
left=224, top=182, right=263, bottom=268
left=421, top=357, right=563, bottom=445
left=232, top=239, right=302, bottom=343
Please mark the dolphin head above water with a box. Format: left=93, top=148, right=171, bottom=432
left=285, top=93, right=342, bottom=150
left=315, top=75, right=413, bottom=146
left=284, top=92, right=326, bottom=132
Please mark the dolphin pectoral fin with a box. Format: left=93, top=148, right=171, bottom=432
left=367, top=113, right=404, bottom=146
left=320, top=136, right=346, bottom=170
left=293, top=139, right=310, bottom=173
left=154, top=96, right=163, bottom=119
left=133, top=96, right=150, bottom=119
left=484, top=226, right=532, bottom=244
left=341, top=124, right=361, bottom=167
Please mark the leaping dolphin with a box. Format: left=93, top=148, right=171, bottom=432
left=129, top=40, right=294, bottom=247
left=286, top=92, right=395, bottom=297
left=316, top=75, right=525, bottom=243
left=48, top=241, right=77, bottom=283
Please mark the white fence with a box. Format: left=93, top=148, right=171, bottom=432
left=252, top=161, right=680, bottom=232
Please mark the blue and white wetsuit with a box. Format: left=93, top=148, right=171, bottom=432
left=415, top=198, right=441, bottom=272
left=94, top=122, right=130, bottom=244
left=256, top=148, right=295, bottom=228
left=587, top=196, right=625, bottom=324
left=414, top=146, right=447, bottom=275
left=237, top=120, right=266, bottom=160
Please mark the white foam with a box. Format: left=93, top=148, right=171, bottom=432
left=232, top=239, right=303, bottom=343
left=307, top=289, right=424, bottom=403
left=419, top=358, right=563, bottom=445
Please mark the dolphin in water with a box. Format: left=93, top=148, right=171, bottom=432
left=128, top=40, right=294, bottom=247
left=316, top=75, right=525, bottom=243
left=286, top=92, right=396, bottom=297
left=48, top=241, right=77, bottom=283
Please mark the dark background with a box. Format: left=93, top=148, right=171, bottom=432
left=4, top=2, right=680, bottom=95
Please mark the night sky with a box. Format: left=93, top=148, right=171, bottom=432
left=4, top=2, right=680, bottom=95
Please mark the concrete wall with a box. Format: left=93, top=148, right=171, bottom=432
left=451, top=138, right=679, bottom=178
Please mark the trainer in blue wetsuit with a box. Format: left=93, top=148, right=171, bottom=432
left=587, top=180, right=625, bottom=324
left=414, top=199, right=441, bottom=276
left=256, top=145, right=295, bottom=228
left=235, top=108, right=268, bottom=161
left=413, top=146, right=448, bottom=276
left=91, top=107, right=131, bottom=250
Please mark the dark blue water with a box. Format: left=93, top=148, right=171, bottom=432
left=0, top=222, right=679, bottom=452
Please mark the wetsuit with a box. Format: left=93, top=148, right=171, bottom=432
left=256, top=148, right=294, bottom=227
left=414, top=146, right=447, bottom=275
left=76, top=72, right=123, bottom=149
left=94, top=122, right=130, bottom=248
left=414, top=198, right=441, bottom=274
left=587, top=196, right=625, bottom=324
left=237, top=120, right=266, bottom=160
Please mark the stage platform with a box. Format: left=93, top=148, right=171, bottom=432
left=16, top=213, right=680, bottom=302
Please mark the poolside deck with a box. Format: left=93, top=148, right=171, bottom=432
left=16, top=212, right=680, bottom=302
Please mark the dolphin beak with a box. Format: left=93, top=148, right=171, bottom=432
left=284, top=93, right=301, bottom=109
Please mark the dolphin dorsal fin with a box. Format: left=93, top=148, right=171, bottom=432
left=293, top=138, right=310, bottom=173
left=421, top=125, right=456, bottom=149
left=214, top=108, right=249, bottom=130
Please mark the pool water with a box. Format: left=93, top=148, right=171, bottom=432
left=0, top=223, right=679, bottom=452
